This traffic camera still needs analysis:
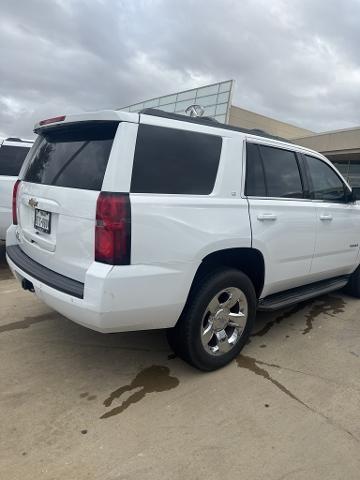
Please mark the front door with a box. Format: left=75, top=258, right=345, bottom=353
left=303, top=154, right=360, bottom=279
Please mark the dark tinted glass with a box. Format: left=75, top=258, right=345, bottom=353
left=347, top=161, right=360, bottom=188
left=305, top=155, right=346, bottom=201
left=245, top=143, right=266, bottom=196
left=331, top=161, right=349, bottom=180
left=0, top=145, right=30, bottom=176
left=131, top=124, right=222, bottom=194
left=23, top=122, right=118, bottom=190
left=260, top=145, right=303, bottom=198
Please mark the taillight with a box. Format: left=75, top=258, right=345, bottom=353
left=12, top=179, right=21, bottom=225
left=95, top=192, right=131, bottom=265
left=39, top=115, right=66, bottom=126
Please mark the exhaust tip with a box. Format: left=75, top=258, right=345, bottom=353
left=21, top=278, right=35, bottom=293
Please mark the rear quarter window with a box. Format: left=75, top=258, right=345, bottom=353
left=130, top=124, right=222, bottom=194
left=23, top=122, right=118, bottom=191
left=0, top=145, right=30, bottom=176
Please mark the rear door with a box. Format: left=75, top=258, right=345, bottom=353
left=17, top=121, right=119, bottom=282
left=245, top=141, right=317, bottom=297
left=303, top=154, right=360, bottom=278
left=0, top=141, right=31, bottom=239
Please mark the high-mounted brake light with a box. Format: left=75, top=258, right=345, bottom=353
left=39, top=115, right=66, bottom=126
left=95, top=192, right=131, bottom=265
left=12, top=179, right=21, bottom=225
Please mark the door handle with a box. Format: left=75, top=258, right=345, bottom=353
left=320, top=214, right=333, bottom=221
left=257, top=213, right=277, bottom=221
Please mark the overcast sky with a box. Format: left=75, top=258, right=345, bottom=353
left=1, top=0, right=360, bottom=138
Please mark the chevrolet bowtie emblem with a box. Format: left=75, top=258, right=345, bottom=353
left=28, top=198, right=38, bottom=208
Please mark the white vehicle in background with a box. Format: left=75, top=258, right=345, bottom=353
left=0, top=137, right=33, bottom=242
left=5, top=109, right=360, bottom=371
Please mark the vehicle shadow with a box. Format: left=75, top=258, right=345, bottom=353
left=0, top=244, right=13, bottom=280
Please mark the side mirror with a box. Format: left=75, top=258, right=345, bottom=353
left=351, top=187, right=360, bottom=201
left=347, top=188, right=358, bottom=203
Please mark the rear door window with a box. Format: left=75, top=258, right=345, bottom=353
left=245, top=143, right=266, bottom=196
left=0, top=145, right=30, bottom=176
left=130, top=124, right=222, bottom=194
left=260, top=145, right=304, bottom=198
left=23, top=122, right=118, bottom=191
left=245, top=143, right=304, bottom=198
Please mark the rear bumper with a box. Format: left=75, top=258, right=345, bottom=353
left=6, top=242, right=190, bottom=333
left=7, top=245, right=84, bottom=298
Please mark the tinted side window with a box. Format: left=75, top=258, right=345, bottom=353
left=347, top=160, right=360, bottom=188
left=260, top=145, right=303, bottom=198
left=331, top=160, right=349, bottom=180
left=245, top=143, right=266, bottom=196
left=131, top=125, right=222, bottom=194
left=23, top=122, right=118, bottom=191
left=0, top=145, right=30, bottom=176
left=305, top=155, right=346, bottom=201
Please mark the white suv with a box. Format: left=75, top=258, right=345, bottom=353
left=6, top=109, right=360, bottom=370
left=0, top=137, right=33, bottom=241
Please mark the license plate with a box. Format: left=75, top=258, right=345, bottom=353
left=34, top=209, right=51, bottom=234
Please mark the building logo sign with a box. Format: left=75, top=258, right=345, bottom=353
left=185, top=104, right=205, bottom=118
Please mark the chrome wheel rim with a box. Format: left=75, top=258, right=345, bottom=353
left=200, top=287, right=248, bottom=356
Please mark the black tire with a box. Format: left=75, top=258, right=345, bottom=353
left=167, top=268, right=256, bottom=371
left=344, top=265, right=360, bottom=298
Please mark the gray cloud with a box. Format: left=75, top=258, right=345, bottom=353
left=1, top=0, right=360, bottom=138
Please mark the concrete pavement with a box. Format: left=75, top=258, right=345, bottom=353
left=0, top=246, right=359, bottom=479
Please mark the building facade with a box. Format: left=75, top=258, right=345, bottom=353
left=120, top=80, right=360, bottom=188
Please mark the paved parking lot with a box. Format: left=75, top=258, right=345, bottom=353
left=0, top=245, right=359, bottom=480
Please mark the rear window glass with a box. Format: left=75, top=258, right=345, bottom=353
left=23, top=122, right=118, bottom=190
left=245, top=143, right=266, bottom=196
left=260, top=145, right=304, bottom=198
left=130, top=124, right=222, bottom=194
left=0, top=145, right=30, bottom=176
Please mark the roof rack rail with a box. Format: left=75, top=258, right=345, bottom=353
left=139, top=108, right=291, bottom=143
left=5, top=137, right=33, bottom=143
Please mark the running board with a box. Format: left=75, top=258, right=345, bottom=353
left=258, top=276, right=349, bottom=311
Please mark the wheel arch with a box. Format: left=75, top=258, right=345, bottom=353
left=187, top=247, right=265, bottom=302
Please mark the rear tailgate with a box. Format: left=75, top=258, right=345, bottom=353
left=16, top=121, right=119, bottom=283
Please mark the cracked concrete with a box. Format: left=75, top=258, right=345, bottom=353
left=0, top=247, right=359, bottom=480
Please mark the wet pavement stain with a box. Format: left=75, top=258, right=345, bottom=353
left=237, top=353, right=359, bottom=442
left=252, top=303, right=306, bottom=337
left=80, top=392, right=97, bottom=401
left=0, top=312, right=56, bottom=334
left=236, top=354, right=310, bottom=409
left=168, top=353, right=177, bottom=360
left=252, top=294, right=346, bottom=339
left=100, top=365, right=179, bottom=419
left=302, top=295, right=345, bottom=335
